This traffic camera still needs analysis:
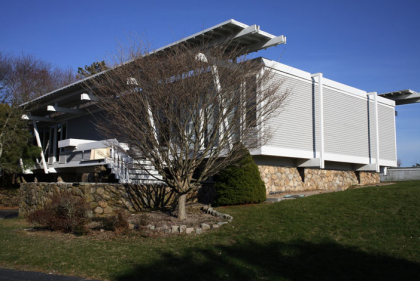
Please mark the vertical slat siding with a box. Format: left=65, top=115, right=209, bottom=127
left=378, top=105, right=396, bottom=161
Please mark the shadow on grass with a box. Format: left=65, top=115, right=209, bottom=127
left=115, top=239, right=420, bottom=281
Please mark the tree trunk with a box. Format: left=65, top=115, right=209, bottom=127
left=177, top=194, right=187, bottom=220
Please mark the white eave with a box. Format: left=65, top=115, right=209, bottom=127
left=21, top=19, right=286, bottom=108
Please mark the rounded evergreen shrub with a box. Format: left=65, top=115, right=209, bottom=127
left=214, top=146, right=266, bottom=206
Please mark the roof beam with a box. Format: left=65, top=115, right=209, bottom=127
left=47, top=105, right=85, bottom=115
left=81, top=93, right=98, bottom=101
left=355, top=164, right=377, bottom=171
left=22, top=114, right=57, bottom=123
left=246, top=35, right=286, bottom=53
left=379, top=89, right=420, bottom=105
left=295, top=158, right=321, bottom=168
left=206, top=25, right=260, bottom=48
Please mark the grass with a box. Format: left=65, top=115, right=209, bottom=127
left=1, top=181, right=420, bottom=280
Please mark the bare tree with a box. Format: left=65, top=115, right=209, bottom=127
left=397, top=159, right=402, bottom=167
left=0, top=53, right=76, bottom=105
left=0, top=52, right=75, bottom=184
left=87, top=40, right=289, bottom=219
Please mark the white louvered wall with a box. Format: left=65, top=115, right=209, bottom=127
left=378, top=105, right=397, bottom=161
left=323, top=87, right=370, bottom=158
left=265, top=71, right=319, bottom=154
left=259, top=59, right=397, bottom=167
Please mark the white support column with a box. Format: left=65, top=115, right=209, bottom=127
left=196, top=53, right=231, bottom=151
left=32, top=121, right=48, bottom=174
left=52, top=123, right=58, bottom=164
left=311, top=73, right=325, bottom=169
left=368, top=92, right=380, bottom=172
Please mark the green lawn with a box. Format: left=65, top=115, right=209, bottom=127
left=1, top=181, right=420, bottom=281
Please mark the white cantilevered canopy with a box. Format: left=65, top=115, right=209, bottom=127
left=20, top=19, right=286, bottom=110
left=379, top=89, right=420, bottom=105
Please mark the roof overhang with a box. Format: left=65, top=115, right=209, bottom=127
left=379, top=89, right=420, bottom=105
left=21, top=19, right=286, bottom=110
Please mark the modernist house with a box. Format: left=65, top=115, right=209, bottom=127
left=22, top=19, right=411, bottom=193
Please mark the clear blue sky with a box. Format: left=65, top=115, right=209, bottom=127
left=1, top=0, right=419, bottom=166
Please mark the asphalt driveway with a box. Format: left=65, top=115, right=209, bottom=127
left=0, top=208, right=19, bottom=219
left=0, top=268, right=100, bottom=281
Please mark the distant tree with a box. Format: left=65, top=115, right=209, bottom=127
left=397, top=159, right=402, bottom=167
left=0, top=52, right=76, bottom=105
left=0, top=52, right=72, bottom=186
left=0, top=53, right=12, bottom=104
left=77, top=61, right=108, bottom=79
left=412, top=163, right=420, bottom=168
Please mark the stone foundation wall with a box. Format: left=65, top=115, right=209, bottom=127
left=19, top=182, right=179, bottom=218
left=258, top=165, right=380, bottom=194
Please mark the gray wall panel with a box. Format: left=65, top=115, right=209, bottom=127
left=66, top=113, right=103, bottom=140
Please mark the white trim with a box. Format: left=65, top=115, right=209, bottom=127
left=324, top=152, right=370, bottom=165
left=258, top=146, right=318, bottom=159
left=368, top=92, right=380, bottom=172
left=52, top=124, right=58, bottom=164
left=262, top=59, right=395, bottom=107
left=380, top=159, right=397, bottom=167
left=393, top=106, right=398, bottom=166
left=58, top=138, right=96, bottom=148
left=311, top=72, right=324, bottom=169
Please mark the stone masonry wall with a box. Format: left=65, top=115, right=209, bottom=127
left=258, top=165, right=380, bottom=194
left=19, top=182, right=177, bottom=218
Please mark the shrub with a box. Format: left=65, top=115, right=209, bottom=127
left=96, top=210, right=129, bottom=233
left=214, top=146, right=266, bottom=206
left=0, top=188, right=20, bottom=207
left=27, top=192, right=89, bottom=234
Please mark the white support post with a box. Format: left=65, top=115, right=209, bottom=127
left=256, top=68, right=265, bottom=148
left=32, top=121, right=48, bottom=174
left=368, top=92, right=380, bottom=172
left=311, top=73, right=325, bottom=169
left=147, top=103, right=159, bottom=145
left=52, top=123, right=58, bottom=164
left=196, top=53, right=232, bottom=151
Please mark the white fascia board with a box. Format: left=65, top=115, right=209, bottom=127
left=262, top=58, right=395, bottom=107
left=379, top=159, right=397, bottom=167
left=258, top=145, right=318, bottom=159
left=324, top=152, right=370, bottom=165
left=58, top=138, right=97, bottom=148
left=75, top=140, right=111, bottom=151
left=252, top=145, right=396, bottom=167
left=262, top=59, right=312, bottom=81
left=376, top=95, right=395, bottom=107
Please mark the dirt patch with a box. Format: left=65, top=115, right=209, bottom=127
left=127, top=204, right=225, bottom=228
left=20, top=203, right=227, bottom=240
left=0, top=189, right=20, bottom=208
